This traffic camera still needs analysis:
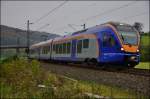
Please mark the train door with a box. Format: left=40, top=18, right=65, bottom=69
left=71, top=39, right=77, bottom=60
left=101, top=31, right=118, bottom=62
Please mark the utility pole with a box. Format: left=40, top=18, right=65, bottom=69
left=27, top=20, right=33, bottom=58
left=81, top=24, right=86, bottom=30
left=27, top=20, right=30, bottom=57
left=36, top=24, right=50, bottom=31
left=16, top=37, right=20, bottom=56
left=15, top=29, right=20, bottom=57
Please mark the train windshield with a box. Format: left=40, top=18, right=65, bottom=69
left=116, top=24, right=138, bottom=45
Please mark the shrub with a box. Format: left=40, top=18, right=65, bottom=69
left=1, top=59, right=47, bottom=98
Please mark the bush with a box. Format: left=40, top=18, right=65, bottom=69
left=0, top=59, right=51, bottom=98
left=0, top=59, right=86, bottom=98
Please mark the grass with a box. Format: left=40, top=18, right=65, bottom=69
left=1, top=58, right=147, bottom=98
left=76, top=81, right=141, bottom=98
left=135, top=62, right=150, bottom=69
left=140, top=34, right=150, bottom=62
left=141, top=34, right=150, bottom=46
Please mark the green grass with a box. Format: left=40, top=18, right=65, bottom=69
left=140, top=34, right=150, bottom=62
left=141, top=34, right=150, bottom=46
left=76, top=81, right=140, bottom=98
left=1, top=58, right=146, bottom=98
left=135, top=62, right=150, bottom=69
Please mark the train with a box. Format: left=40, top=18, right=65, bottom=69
left=29, top=22, right=140, bottom=68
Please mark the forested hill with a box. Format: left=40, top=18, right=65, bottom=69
left=0, top=25, right=60, bottom=46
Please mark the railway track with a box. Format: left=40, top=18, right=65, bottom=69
left=39, top=60, right=150, bottom=96
left=74, top=64, right=150, bottom=77
left=41, top=60, right=150, bottom=77
left=120, top=68, right=150, bottom=77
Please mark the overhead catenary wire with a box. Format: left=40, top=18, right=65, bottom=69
left=32, top=0, right=68, bottom=24
left=52, top=1, right=138, bottom=33
left=16, top=1, right=67, bottom=30
left=51, top=12, right=147, bottom=34
left=68, top=24, right=77, bottom=31
left=82, top=0, right=137, bottom=22
left=119, top=12, right=148, bottom=21
left=35, top=24, right=50, bottom=31
left=18, top=1, right=138, bottom=33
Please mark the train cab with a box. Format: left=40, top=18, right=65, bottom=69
left=98, top=22, right=140, bottom=67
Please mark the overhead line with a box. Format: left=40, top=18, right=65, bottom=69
left=35, top=24, right=50, bottom=31
left=119, top=12, right=148, bottom=21
left=83, top=1, right=137, bottom=22
left=33, top=0, right=68, bottom=24
left=52, top=12, right=148, bottom=34
left=68, top=24, right=77, bottom=31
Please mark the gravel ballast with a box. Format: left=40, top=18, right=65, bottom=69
left=41, top=62, right=150, bottom=96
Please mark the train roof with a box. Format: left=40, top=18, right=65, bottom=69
left=30, top=41, right=45, bottom=49
left=52, top=21, right=133, bottom=41
left=30, top=21, right=132, bottom=48
left=30, top=39, right=53, bottom=48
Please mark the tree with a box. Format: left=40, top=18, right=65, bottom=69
left=133, top=22, right=144, bottom=34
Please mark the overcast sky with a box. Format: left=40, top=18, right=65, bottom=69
left=1, top=1, right=149, bottom=35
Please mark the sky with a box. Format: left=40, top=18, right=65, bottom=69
left=1, top=1, right=149, bottom=35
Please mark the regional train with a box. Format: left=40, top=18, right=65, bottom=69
left=29, top=22, right=140, bottom=68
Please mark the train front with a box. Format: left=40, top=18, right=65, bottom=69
left=114, top=23, right=140, bottom=67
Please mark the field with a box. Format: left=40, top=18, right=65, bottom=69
left=0, top=58, right=147, bottom=98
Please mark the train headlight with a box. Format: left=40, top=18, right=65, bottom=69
left=130, top=56, right=136, bottom=61
left=121, top=47, right=124, bottom=51
left=137, top=49, right=139, bottom=52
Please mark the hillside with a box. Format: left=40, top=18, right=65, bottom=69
left=0, top=25, right=60, bottom=46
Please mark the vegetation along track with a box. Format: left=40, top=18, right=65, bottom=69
left=39, top=60, right=150, bottom=96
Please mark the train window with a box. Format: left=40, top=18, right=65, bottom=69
left=42, top=47, right=45, bottom=54
left=59, top=44, right=62, bottom=54
left=56, top=44, right=59, bottom=54
left=77, top=40, right=82, bottom=53
left=110, top=36, right=115, bottom=46
left=63, top=43, right=66, bottom=54
left=43, top=47, right=46, bottom=54
left=42, top=46, right=49, bottom=54
left=47, top=46, right=50, bottom=53
left=67, top=42, right=71, bottom=54
left=103, top=33, right=115, bottom=47
left=83, top=39, right=89, bottom=48
left=58, top=44, right=60, bottom=54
